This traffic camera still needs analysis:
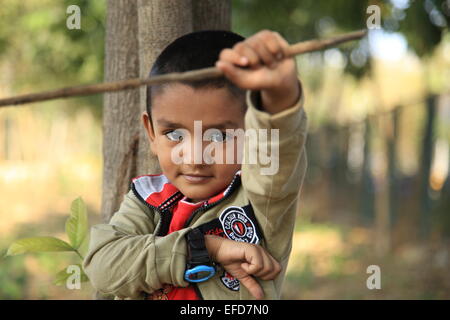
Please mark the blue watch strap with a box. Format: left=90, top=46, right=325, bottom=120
left=185, top=228, right=215, bottom=283
left=184, top=265, right=216, bottom=283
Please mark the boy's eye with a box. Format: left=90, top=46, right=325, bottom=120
left=165, top=129, right=184, bottom=142
left=205, top=130, right=232, bottom=143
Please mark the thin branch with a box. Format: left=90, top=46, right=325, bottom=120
left=0, top=30, right=367, bottom=108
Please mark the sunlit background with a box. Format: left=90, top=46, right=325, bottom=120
left=0, top=0, right=449, bottom=299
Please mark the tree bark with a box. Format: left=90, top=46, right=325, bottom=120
left=136, top=0, right=194, bottom=176
left=374, top=115, right=391, bottom=256
left=192, top=0, right=231, bottom=31
left=419, top=95, right=437, bottom=239
left=102, top=0, right=141, bottom=223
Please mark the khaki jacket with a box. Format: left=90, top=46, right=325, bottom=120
left=83, top=82, right=308, bottom=300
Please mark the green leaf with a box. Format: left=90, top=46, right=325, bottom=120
left=53, top=264, right=89, bottom=286
left=6, top=237, right=73, bottom=256
left=65, top=197, right=88, bottom=250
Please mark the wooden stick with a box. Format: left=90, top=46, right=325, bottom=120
left=0, top=29, right=367, bottom=108
left=286, top=29, right=367, bottom=56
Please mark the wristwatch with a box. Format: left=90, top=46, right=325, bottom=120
left=184, top=228, right=216, bottom=283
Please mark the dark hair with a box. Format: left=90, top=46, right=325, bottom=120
left=146, top=30, right=246, bottom=116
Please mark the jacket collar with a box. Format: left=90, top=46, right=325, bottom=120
left=131, top=170, right=242, bottom=210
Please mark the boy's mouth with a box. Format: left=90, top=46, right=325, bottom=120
left=181, top=174, right=213, bottom=183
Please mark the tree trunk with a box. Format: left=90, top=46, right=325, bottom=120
left=192, top=0, right=231, bottom=31
left=374, top=115, right=391, bottom=256
left=361, top=117, right=375, bottom=226
left=419, top=95, right=437, bottom=239
left=136, top=0, right=194, bottom=176
left=387, top=107, right=400, bottom=234
left=102, top=0, right=141, bottom=224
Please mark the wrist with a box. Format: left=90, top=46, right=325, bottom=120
left=184, top=229, right=217, bottom=283
left=261, top=76, right=301, bottom=114
left=205, top=235, right=224, bottom=262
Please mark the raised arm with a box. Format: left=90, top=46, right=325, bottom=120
left=216, top=29, right=308, bottom=261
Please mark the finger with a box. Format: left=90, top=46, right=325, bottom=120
left=243, top=245, right=264, bottom=275
left=215, top=60, right=253, bottom=88
left=258, top=261, right=275, bottom=280
left=253, top=248, right=273, bottom=279
left=241, top=260, right=263, bottom=276
left=239, top=274, right=264, bottom=300
left=272, top=31, right=290, bottom=47
left=247, top=36, right=277, bottom=69
left=233, top=42, right=260, bottom=67
left=219, top=48, right=249, bottom=67
left=271, top=31, right=290, bottom=59
left=264, top=257, right=282, bottom=280
left=261, top=31, right=285, bottom=61
left=249, top=246, right=281, bottom=280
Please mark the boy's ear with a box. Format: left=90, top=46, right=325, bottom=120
left=141, top=111, right=157, bottom=155
left=141, top=111, right=154, bottom=140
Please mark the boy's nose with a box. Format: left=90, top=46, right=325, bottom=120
left=180, top=139, right=210, bottom=165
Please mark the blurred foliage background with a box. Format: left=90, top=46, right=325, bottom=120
left=0, top=0, right=449, bottom=299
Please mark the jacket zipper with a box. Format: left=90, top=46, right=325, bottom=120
left=131, top=172, right=240, bottom=232
left=131, top=184, right=167, bottom=236
left=183, top=174, right=241, bottom=228
left=184, top=180, right=240, bottom=301
left=182, top=193, right=229, bottom=228
left=184, top=197, right=233, bottom=301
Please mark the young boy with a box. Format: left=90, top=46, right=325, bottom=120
left=83, top=29, right=307, bottom=300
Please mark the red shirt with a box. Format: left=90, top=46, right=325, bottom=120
left=166, top=197, right=205, bottom=300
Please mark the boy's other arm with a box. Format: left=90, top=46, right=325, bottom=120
left=82, top=190, right=190, bottom=299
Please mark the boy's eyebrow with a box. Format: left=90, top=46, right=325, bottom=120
left=156, top=118, right=240, bottom=129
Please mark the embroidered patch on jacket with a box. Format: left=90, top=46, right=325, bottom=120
left=219, top=206, right=260, bottom=244
left=220, top=271, right=240, bottom=291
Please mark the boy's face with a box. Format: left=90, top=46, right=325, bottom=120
left=142, top=83, right=245, bottom=203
